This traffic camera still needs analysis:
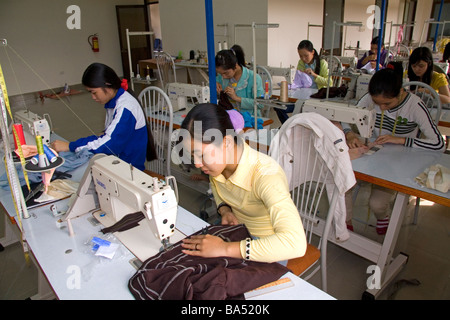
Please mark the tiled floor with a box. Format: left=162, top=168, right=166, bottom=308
left=1, top=88, right=449, bottom=300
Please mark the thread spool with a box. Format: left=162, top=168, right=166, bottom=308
left=35, top=135, right=50, bottom=168
left=218, top=41, right=222, bottom=51
left=43, top=144, right=57, bottom=163
left=280, top=81, right=288, bottom=102
left=223, top=41, right=228, bottom=50
left=13, top=124, right=26, bottom=149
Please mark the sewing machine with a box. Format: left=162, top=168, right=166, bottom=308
left=62, top=154, right=180, bottom=252
left=168, top=82, right=210, bottom=112
left=13, top=110, right=51, bottom=146
left=344, top=73, right=372, bottom=101
left=265, top=66, right=296, bottom=84
left=301, top=99, right=375, bottom=138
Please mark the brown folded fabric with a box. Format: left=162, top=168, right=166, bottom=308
left=100, top=211, right=145, bottom=234
left=128, top=224, right=289, bottom=300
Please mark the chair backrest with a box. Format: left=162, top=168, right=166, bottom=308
left=256, top=65, right=273, bottom=117
left=155, top=51, right=177, bottom=91
left=323, top=55, right=343, bottom=87
left=402, top=81, right=442, bottom=124
left=287, top=125, right=340, bottom=245
left=138, top=86, right=174, bottom=177
left=256, top=65, right=273, bottom=96
left=269, top=113, right=355, bottom=292
left=393, top=44, right=410, bottom=61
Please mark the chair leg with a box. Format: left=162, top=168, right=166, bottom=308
left=413, top=197, right=420, bottom=225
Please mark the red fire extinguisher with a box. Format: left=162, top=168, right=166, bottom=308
left=88, top=34, right=99, bottom=52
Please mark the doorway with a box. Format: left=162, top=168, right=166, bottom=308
left=116, top=5, right=152, bottom=80
left=323, top=0, right=345, bottom=55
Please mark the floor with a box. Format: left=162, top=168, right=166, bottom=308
left=1, top=87, right=449, bottom=300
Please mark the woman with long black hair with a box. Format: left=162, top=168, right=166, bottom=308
left=51, top=63, right=156, bottom=171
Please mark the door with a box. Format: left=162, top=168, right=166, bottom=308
left=116, top=5, right=152, bottom=80
left=323, top=0, right=344, bottom=55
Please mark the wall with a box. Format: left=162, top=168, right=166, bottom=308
left=267, top=0, right=324, bottom=68
left=0, top=0, right=140, bottom=96
left=158, top=0, right=268, bottom=65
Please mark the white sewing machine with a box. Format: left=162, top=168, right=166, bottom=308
left=13, top=110, right=51, bottom=146
left=344, top=73, right=372, bottom=101
left=62, top=154, right=182, bottom=255
left=168, top=82, right=210, bottom=112
left=265, top=66, right=296, bottom=84
left=301, top=99, right=375, bottom=138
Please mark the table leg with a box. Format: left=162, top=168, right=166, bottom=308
left=362, top=192, right=410, bottom=299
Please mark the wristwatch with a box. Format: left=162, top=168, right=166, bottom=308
left=216, top=202, right=231, bottom=216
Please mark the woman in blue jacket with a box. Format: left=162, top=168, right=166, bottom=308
left=51, top=63, right=156, bottom=171
left=215, top=45, right=264, bottom=116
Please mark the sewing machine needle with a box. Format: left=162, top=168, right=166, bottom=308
left=130, top=163, right=134, bottom=181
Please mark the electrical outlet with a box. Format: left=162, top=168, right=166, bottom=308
left=0, top=39, right=7, bottom=46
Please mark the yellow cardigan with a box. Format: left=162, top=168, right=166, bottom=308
left=210, top=142, right=307, bottom=263
left=297, top=58, right=331, bottom=89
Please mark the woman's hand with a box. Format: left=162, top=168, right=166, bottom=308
left=224, top=86, right=241, bottom=102
left=181, top=234, right=241, bottom=259
left=304, top=68, right=317, bottom=78
left=375, top=135, right=406, bottom=145
left=346, top=132, right=365, bottom=149
left=50, top=140, right=70, bottom=152
left=221, top=210, right=239, bottom=226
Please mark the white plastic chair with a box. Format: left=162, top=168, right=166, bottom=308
left=256, top=65, right=273, bottom=117
left=138, top=86, right=173, bottom=177
left=155, top=51, right=177, bottom=91
left=270, top=113, right=354, bottom=292
left=323, top=55, right=343, bottom=87
left=402, top=81, right=442, bottom=124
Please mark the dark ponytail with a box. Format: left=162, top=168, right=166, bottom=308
left=297, top=40, right=321, bottom=75
left=180, top=103, right=239, bottom=146
left=215, top=44, right=246, bottom=70
left=82, top=63, right=122, bottom=90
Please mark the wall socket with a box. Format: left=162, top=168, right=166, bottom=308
left=0, top=39, right=7, bottom=46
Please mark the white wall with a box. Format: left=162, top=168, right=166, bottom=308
left=268, top=0, right=324, bottom=68
left=413, top=0, right=434, bottom=45
left=158, top=0, right=268, bottom=65
left=0, top=0, right=139, bottom=96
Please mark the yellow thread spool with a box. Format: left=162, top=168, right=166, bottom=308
left=35, top=135, right=44, bottom=155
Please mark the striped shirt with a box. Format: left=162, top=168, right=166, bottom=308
left=357, top=92, right=445, bottom=152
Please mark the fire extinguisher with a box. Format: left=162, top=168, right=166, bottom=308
left=88, top=34, right=99, bottom=52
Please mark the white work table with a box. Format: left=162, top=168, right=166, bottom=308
left=241, top=130, right=450, bottom=299
left=0, top=143, right=333, bottom=300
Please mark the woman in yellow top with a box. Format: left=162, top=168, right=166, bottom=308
left=276, top=40, right=331, bottom=124
left=177, top=103, right=307, bottom=263
left=296, top=40, right=330, bottom=89
left=407, top=46, right=450, bottom=104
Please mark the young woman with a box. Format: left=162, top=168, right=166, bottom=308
left=357, top=36, right=389, bottom=70
left=51, top=63, right=156, bottom=171
left=407, top=46, right=450, bottom=104
left=344, top=62, right=445, bottom=234
left=177, top=103, right=306, bottom=263
left=215, top=44, right=264, bottom=116
left=276, top=40, right=331, bottom=124
left=296, top=40, right=330, bottom=89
